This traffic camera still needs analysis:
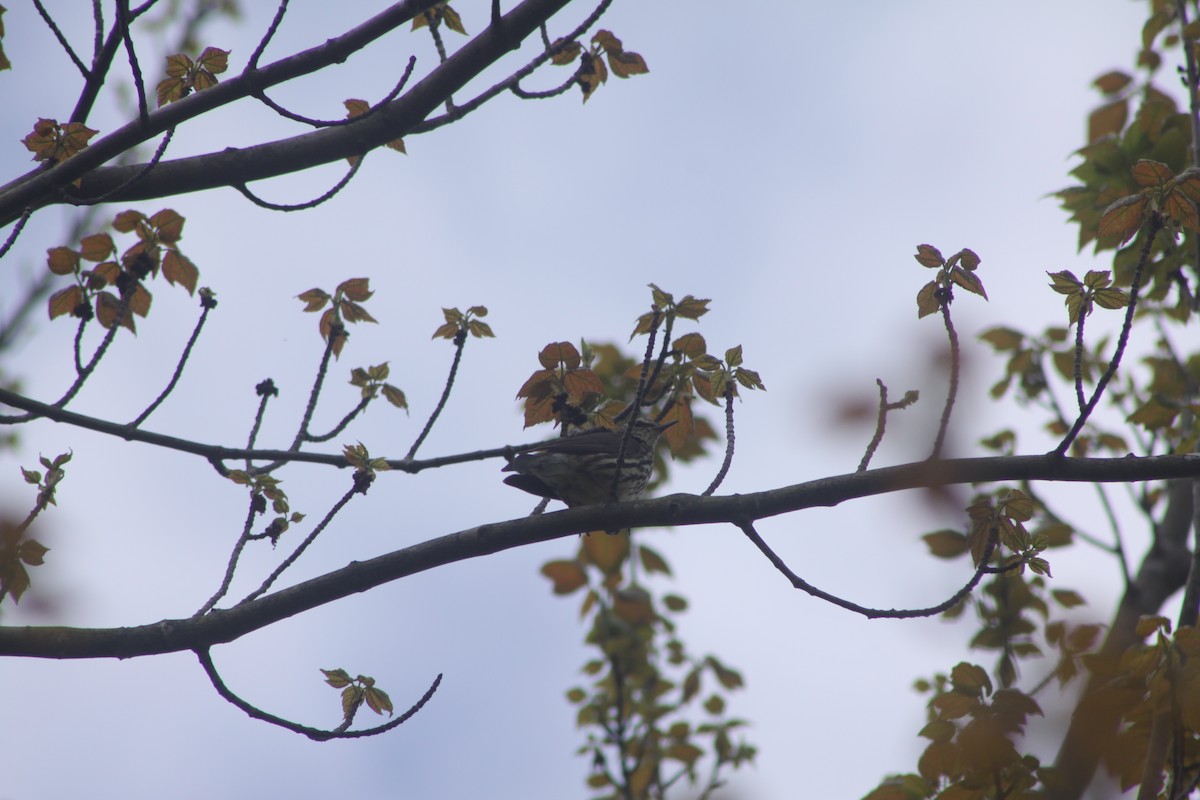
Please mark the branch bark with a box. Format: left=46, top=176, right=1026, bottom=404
left=0, top=0, right=576, bottom=225
left=3, top=453, right=1199, bottom=659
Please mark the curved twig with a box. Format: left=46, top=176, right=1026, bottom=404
left=406, top=330, right=467, bottom=460
left=196, top=647, right=442, bottom=740
left=738, top=518, right=999, bottom=619
left=702, top=384, right=735, bottom=496
left=233, top=154, right=365, bottom=211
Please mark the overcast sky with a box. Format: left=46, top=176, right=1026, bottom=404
left=0, top=1, right=1162, bottom=798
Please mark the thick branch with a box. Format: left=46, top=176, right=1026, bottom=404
left=0, top=0, right=575, bottom=224
left=3, top=453, right=1200, bottom=659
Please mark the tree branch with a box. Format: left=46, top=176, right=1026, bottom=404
left=0, top=0, right=577, bottom=225
left=3, top=452, right=1200, bottom=659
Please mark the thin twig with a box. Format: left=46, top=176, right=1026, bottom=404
left=1073, top=309, right=1087, bottom=412
left=1056, top=214, right=1162, bottom=455
left=247, top=0, right=289, bottom=70
left=0, top=208, right=33, bottom=261
left=128, top=296, right=213, bottom=428
left=406, top=330, right=467, bottom=460
left=930, top=296, right=959, bottom=460
left=702, top=384, right=735, bottom=496
left=250, top=57, right=417, bottom=127
left=738, top=519, right=1000, bottom=619
left=116, top=0, right=150, bottom=124
left=194, top=498, right=259, bottom=616
left=306, top=396, right=371, bottom=444
left=233, top=155, right=365, bottom=211
left=33, top=0, right=91, bottom=78
left=196, top=647, right=441, bottom=740
left=237, top=477, right=367, bottom=605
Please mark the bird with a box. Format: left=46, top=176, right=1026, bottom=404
left=503, top=418, right=675, bottom=508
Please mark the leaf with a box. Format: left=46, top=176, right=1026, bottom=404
left=337, top=277, right=373, bottom=302
left=1131, top=158, right=1173, bottom=187
left=149, top=209, right=184, bottom=243
left=1047, top=270, right=1082, bottom=295
left=550, top=39, right=581, bottom=65
left=46, top=247, right=79, bottom=276
left=441, top=5, right=466, bottom=34
left=1052, top=589, right=1086, bottom=609
left=297, top=289, right=329, bottom=312
left=1093, top=70, right=1133, bottom=95
left=638, top=545, right=671, bottom=575
left=608, top=48, right=648, bottom=78
left=922, top=529, right=969, bottom=559
left=538, top=341, right=581, bottom=369
left=162, top=251, right=199, bottom=295
left=916, top=281, right=939, bottom=318
left=950, top=266, right=988, bottom=300
left=979, top=327, right=1023, bottom=351
left=1097, top=193, right=1148, bottom=243
left=540, top=560, right=587, bottom=595
left=44, top=285, right=77, bottom=319
left=914, top=243, right=945, bottom=268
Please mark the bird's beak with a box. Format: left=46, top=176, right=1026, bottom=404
left=656, top=420, right=678, bottom=432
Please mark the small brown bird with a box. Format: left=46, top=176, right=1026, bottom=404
left=503, top=419, right=674, bottom=507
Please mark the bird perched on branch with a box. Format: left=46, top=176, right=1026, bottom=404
left=503, top=419, right=674, bottom=508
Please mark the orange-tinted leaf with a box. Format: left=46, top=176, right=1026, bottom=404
left=950, top=266, right=988, bottom=300
left=128, top=283, right=152, bottom=318
left=563, top=368, right=603, bottom=399
left=112, top=210, right=144, bottom=233
left=608, top=48, right=648, bottom=78
left=1131, top=159, right=1173, bottom=187
left=298, top=289, right=329, bottom=312
left=916, top=280, right=939, bottom=318
left=197, top=46, right=230, bottom=74
left=1098, top=193, right=1149, bottom=243
left=539, top=341, right=581, bottom=369
left=337, top=277, right=372, bottom=302
left=162, top=250, right=199, bottom=295
left=149, top=209, right=184, bottom=242
left=1093, top=70, right=1132, bottom=95
left=79, top=233, right=115, bottom=262
left=95, top=291, right=134, bottom=332
left=914, top=243, right=945, bottom=268
left=540, top=560, right=587, bottom=594
left=46, top=246, right=79, bottom=276
left=441, top=5, right=466, bottom=34
left=583, top=532, right=628, bottom=573
left=550, top=38, right=581, bottom=65
left=639, top=544, right=671, bottom=575
left=48, top=286, right=81, bottom=320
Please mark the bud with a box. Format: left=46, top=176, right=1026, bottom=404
left=503, top=419, right=674, bottom=507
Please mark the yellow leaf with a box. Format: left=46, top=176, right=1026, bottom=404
left=608, top=49, right=648, bottom=78
left=916, top=280, right=939, bottom=318
left=48, top=286, right=81, bottom=320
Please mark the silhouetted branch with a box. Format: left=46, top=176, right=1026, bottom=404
left=4, top=452, right=1200, bottom=659
left=0, top=0, right=578, bottom=225
left=195, top=496, right=261, bottom=616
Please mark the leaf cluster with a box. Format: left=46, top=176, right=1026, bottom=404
left=913, top=244, right=987, bottom=318
left=47, top=209, right=200, bottom=333
left=544, top=532, right=755, bottom=799
left=321, top=668, right=394, bottom=723
left=297, top=277, right=377, bottom=359
left=550, top=29, right=649, bottom=103
left=157, top=47, right=230, bottom=106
